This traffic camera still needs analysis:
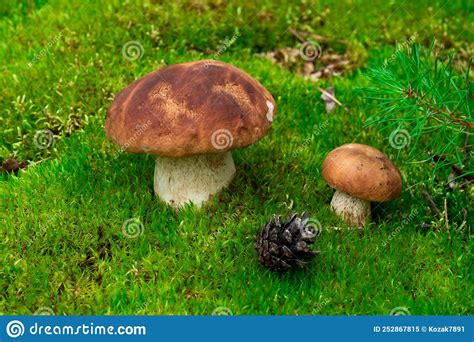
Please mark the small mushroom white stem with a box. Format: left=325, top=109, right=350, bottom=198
left=330, top=190, right=371, bottom=227
left=154, top=152, right=236, bottom=208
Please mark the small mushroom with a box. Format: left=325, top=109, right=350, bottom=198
left=105, top=60, right=276, bottom=208
left=321, top=143, right=402, bottom=226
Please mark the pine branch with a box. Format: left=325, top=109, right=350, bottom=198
left=361, top=40, right=473, bottom=176
left=404, top=85, right=473, bottom=130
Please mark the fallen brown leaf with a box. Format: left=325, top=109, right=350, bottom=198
left=0, top=158, right=27, bottom=173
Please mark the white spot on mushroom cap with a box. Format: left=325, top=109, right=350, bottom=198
left=265, top=100, right=274, bottom=122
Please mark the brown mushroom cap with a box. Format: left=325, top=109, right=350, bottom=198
left=105, top=60, right=276, bottom=157
left=322, top=143, right=402, bottom=202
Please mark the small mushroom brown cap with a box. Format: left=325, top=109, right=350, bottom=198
left=322, top=143, right=402, bottom=202
left=105, top=60, right=276, bottom=157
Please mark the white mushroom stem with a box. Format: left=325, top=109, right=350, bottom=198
left=330, top=190, right=371, bottom=227
left=154, top=152, right=236, bottom=208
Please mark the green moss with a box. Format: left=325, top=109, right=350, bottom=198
left=1, top=0, right=472, bottom=315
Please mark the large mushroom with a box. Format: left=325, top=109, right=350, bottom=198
left=105, top=60, right=276, bottom=208
left=321, top=143, right=402, bottom=226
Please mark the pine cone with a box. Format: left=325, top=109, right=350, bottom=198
left=255, top=212, right=320, bottom=272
